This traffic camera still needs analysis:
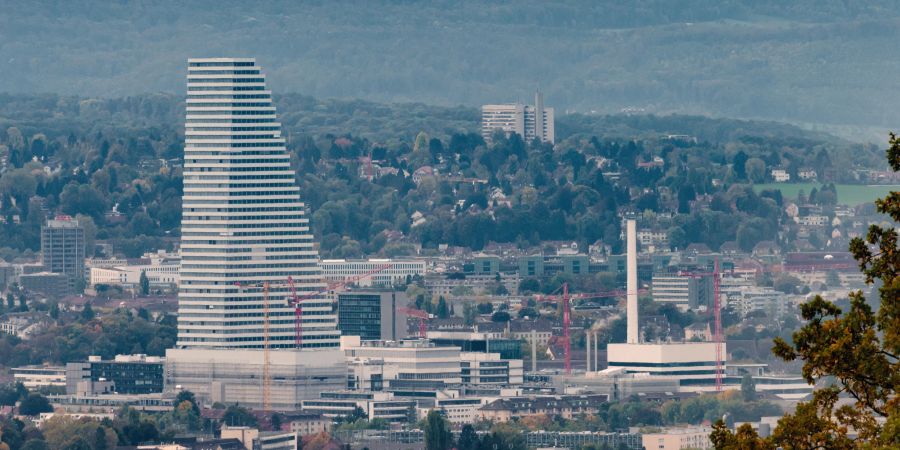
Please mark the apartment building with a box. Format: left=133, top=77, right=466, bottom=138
left=482, top=92, right=555, bottom=144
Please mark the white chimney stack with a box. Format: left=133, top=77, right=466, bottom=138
left=626, top=219, right=639, bottom=344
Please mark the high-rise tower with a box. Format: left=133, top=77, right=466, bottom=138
left=41, top=216, right=85, bottom=292
left=177, top=58, right=339, bottom=350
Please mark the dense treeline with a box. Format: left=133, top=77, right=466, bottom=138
left=0, top=307, right=177, bottom=368
left=0, top=93, right=886, bottom=262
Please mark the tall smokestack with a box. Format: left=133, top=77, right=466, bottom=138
left=626, top=219, right=639, bottom=344
left=586, top=331, right=591, bottom=372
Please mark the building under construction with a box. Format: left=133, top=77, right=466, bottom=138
left=166, top=349, right=346, bottom=410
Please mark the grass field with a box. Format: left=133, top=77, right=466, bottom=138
left=753, top=183, right=900, bottom=206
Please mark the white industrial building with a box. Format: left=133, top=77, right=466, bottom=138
left=341, top=336, right=523, bottom=396
left=461, top=352, right=524, bottom=385
left=482, top=92, right=555, bottom=144
left=11, top=366, right=67, bottom=389
left=320, top=258, right=426, bottom=287
left=432, top=396, right=498, bottom=424
left=606, top=219, right=726, bottom=389
left=89, top=250, right=181, bottom=290
left=642, top=427, right=714, bottom=450
left=301, top=391, right=416, bottom=423
left=342, top=337, right=463, bottom=392
left=606, top=342, right=723, bottom=384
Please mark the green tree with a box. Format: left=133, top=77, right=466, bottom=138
left=519, top=278, right=541, bottom=293
left=0, top=169, right=37, bottom=205
left=436, top=296, right=450, bottom=319
left=94, top=427, right=107, bottom=450
left=476, top=302, right=493, bottom=315
left=744, top=157, right=766, bottom=183
left=0, top=385, right=19, bottom=405
left=63, top=438, right=91, bottom=450
left=491, top=311, right=511, bottom=322
left=20, top=439, right=49, bottom=450
left=17, top=293, right=26, bottom=312
left=740, top=374, right=756, bottom=402
left=173, top=391, right=200, bottom=415
left=59, top=183, right=108, bottom=221
left=5, top=293, right=13, bottom=310
left=80, top=303, right=95, bottom=322
left=457, top=424, right=478, bottom=450
left=139, top=271, right=149, bottom=296
left=223, top=405, right=257, bottom=427
left=18, top=393, right=53, bottom=416
left=732, top=151, right=749, bottom=179
left=423, top=410, right=452, bottom=450
left=463, top=302, right=477, bottom=326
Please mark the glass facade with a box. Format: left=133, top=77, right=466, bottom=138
left=337, top=293, right=382, bottom=340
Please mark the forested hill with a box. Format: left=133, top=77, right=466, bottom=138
left=0, top=93, right=851, bottom=147
left=0, top=92, right=886, bottom=263
left=2, top=1, right=900, bottom=138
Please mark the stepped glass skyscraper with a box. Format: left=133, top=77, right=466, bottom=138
left=176, top=58, right=340, bottom=349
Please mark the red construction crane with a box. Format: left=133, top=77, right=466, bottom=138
left=536, top=285, right=651, bottom=375
left=287, top=263, right=393, bottom=348
left=286, top=276, right=302, bottom=348
left=399, top=307, right=431, bottom=338
left=234, top=264, right=393, bottom=410
left=677, top=260, right=724, bottom=391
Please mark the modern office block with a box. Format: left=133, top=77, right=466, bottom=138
left=66, top=354, right=164, bottom=395
left=41, top=216, right=85, bottom=290
left=337, top=291, right=407, bottom=341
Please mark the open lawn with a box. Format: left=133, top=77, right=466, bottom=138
left=753, top=184, right=900, bottom=206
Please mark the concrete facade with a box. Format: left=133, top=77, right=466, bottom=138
left=164, top=348, right=346, bottom=410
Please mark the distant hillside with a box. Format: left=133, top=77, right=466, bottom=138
left=0, top=93, right=850, bottom=149
left=0, top=92, right=887, bottom=263
left=1, top=0, right=899, bottom=139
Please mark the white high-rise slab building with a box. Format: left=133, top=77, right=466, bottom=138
left=177, top=57, right=340, bottom=350
left=481, top=91, right=555, bottom=144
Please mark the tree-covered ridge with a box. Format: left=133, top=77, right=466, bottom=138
left=0, top=93, right=886, bottom=260
left=3, top=1, right=900, bottom=134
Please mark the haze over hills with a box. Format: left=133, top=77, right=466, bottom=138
left=2, top=0, right=899, bottom=142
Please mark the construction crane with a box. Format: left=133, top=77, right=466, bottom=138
left=677, top=259, right=724, bottom=391
left=262, top=282, right=271, bottom=410
left=233, top=281, right=274, bottom=411
left=532, top=259, right=850, bottom=381
left=399, top=307, right=431, bottom=338
left=286, top=277, right=302, bottom=348
left=536, top=285, right=651, bottom=375
left=235, top=263, right=392, bottom=410
left=286, top=263, right=393, bottom=348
